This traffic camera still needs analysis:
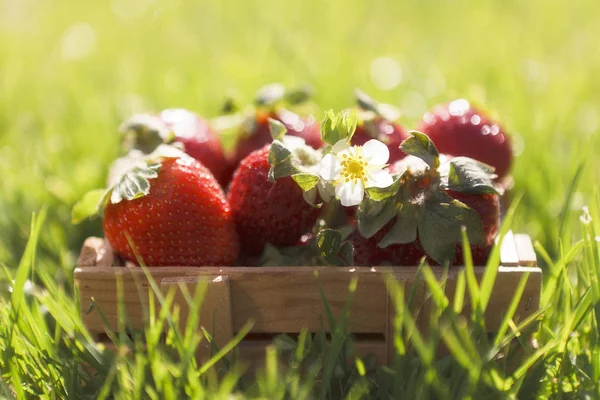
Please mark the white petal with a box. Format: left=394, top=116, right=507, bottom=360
left=366, top=169, right=394, bottom=188
left=319, top=153, right=341, bottom=181
left=335, top=180, right=364, bottom=207
left=362, top=139, right=389, bottom=165
left=332, top=139, right=350, bottom=154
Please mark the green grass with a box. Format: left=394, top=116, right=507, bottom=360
left=1, top=0, right=600, bottom=398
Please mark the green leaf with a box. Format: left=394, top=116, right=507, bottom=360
left=71, top=189, right=108, bottom=224
left=292, top=173, right=319, bottom=191
left=357, top=197, right=398, bottom=239
left=119, top=114, right=173, bottom=154
left=355, top=88, right=381, bottom=114
left=255, top=83, right=286, bottom=106
left=417, top=190, right=484, bottom=264
left=355, top=89, right=401, bottom=122
left=110, top=164, right=160, bottom=204
left=268, top=118, right=288, bottom=141
left=268, top=140, right=298, bottom=181
left=365, top=176, right=401, bottom=200
left=302, top=186, right=320, bottom=206
left=320, top=110, right=358, bottom=146
left=442, top=156, right=498, bottom=194
left=378, top=201, right=418, bottom=247
left=268, top=140, right=292, bottom=164
left=316, top=229, right=342, bottom=260
left=400, top=131, right=440, bottom=168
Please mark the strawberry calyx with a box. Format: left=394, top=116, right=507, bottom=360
left=255, top=82, right=314, bottom=108
left=71, top=144, right=188, bottom=224
left=355, top=131, right=500, bottom=265
left=119, top=113, right=177, bottom=154
left=355, top=89, right=401, bottom=124
left=213, top=83, right=315, bottom=143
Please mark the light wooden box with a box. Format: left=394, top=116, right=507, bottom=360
left=75, top=232, right=540, bottom=365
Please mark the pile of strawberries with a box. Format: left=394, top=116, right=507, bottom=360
left=74, top=85, right=513, bottom=267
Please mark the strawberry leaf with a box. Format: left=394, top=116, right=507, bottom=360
left=441, top=156, right=499, bottom=195
left=316, top=229, right=342, bottom=261
left=110, top=164, right=160, bottom=204
left=292, top=173, right=319, bottom=191
left=119, top=114, right=175, bottom=154
left=355, top=89, right=401, bottom=122
left=400, top=131, right=440, bottom=169
left=320, top=110, right=358, bottom=146
left=260, top=243, right=314, bottom=266
left=357, top=197, right=398, bottom=239
left=268, top=140, right=298, bottom=182
left=302, top=186, right=320, bottom=206
left=365, top=176, right=402, bottom=201
left=355, top=89, right=381, bottom=114
left=71, top=189, right=107, bottom=224
left=268, top=118, right=288, bottom=141
left=417, top=190, right=484, bottom=264
left=378, top=202, right=418, bottom=248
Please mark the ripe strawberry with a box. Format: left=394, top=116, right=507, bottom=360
left=102, top=148, right=239, bottom=266
left=352, top=90, right=409, bottom=163
left=120, top=109, right=231, bottom=186
left=228, top=144, right=321, bottom=256
left=352, top=190, right=499, bottom=266
left=418, top=99, right=513, bottom=179
left=230, top=108, right=323, bottom=176
left=352, top=226, right=425, bottom=266
left=353, top=131, right=501, bottom=266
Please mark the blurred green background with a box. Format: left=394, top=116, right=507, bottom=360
left=1, top=0, right=599, bottom=270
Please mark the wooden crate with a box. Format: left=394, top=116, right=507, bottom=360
left=75, top=232, right=540, bottom=365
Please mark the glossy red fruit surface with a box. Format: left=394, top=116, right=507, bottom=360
left=159, top=109, right=231, bottom=186
left=418, top=99, right=512, bottom=179
left=230, top=110, right=323, bottom=178
left=351, top=222, right=426, bottom=266
left=228, top=145, right=321, bottom=256
left=103, top=157, right=239, bottom=266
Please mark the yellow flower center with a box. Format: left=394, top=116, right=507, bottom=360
left=339, top=153, right=368, bottom=183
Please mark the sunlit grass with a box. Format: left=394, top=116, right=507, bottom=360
left=1, top=0, right=600, bottom=397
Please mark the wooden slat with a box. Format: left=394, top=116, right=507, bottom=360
left=77, top=266, right=392, bottom=335
left=514, top=234, right=537, bottom=266
left=77, top=237, right=114, bottom=267
left=499, top=231, right=520, bottom=266
left=76, top=233, right=542, bottom=367
left=443, top=266, right=542, bottom=330
left=235, top=339, right=387, bottom=370
left=160, top=275, right=233, bottom=361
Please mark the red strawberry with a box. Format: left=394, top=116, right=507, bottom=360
left=352, top=190, right=499, bottom=266
left=418, top=99, right=513, bottom=179
left=102, top=150, right=239, bottom=266
left=352, top=90, right=409, bottom=163
left=352, top=131, right=501, bottom=267
left=120, top=109, right=231, bottom=186
left=228, top=144, right=321, bottom=256
left=230, top=109, right=323, bottom=177
left=352, top=225, right=425, bottom=266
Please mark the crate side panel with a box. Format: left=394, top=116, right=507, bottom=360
left=444, top=266, right=542, bottom=331
left=229, top=271, right=389, bottom=333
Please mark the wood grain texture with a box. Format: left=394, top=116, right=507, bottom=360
left=75, top=234, right=540, bottom=366
left=160, top=275, right=233, bottom=361
left=76, top=237, right=114, bottom=267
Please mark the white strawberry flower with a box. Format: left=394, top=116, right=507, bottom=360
left=319, top=139, right=394, bottom=207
